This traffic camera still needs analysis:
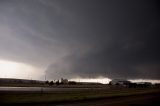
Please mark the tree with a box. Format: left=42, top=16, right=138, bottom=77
left=49, top=81, right=54, bottom=86
left=45, top=80, right=49, bottom=84
left=56, top=80, right=60, bottom=85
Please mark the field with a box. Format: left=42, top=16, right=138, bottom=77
left=0, top=87, right=160, bottom=105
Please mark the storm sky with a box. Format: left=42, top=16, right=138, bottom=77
left=0, top=0, right=160, bottom=80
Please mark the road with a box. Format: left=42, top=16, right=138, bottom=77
left=0, top=87, right=102, bottom=92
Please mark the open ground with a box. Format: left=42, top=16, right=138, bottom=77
left=0, top=86, right=160, bottom=106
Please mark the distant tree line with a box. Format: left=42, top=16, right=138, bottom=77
left=45, top=78, right=77, bottom=86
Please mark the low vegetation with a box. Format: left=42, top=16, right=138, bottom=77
left=0, top=88, right=160, bottom=104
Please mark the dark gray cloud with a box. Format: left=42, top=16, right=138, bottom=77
left=46, top=0, right=160, bottom=80
left=0, top=0, right=159, bottom=80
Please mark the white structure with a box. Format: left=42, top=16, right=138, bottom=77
left=109, top=79, right=131, bottom=85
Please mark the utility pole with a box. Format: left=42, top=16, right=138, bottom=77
left=45, top=74, right=46, bottom=81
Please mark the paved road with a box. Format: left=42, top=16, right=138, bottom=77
left=0, top=87, right=102, bottom=92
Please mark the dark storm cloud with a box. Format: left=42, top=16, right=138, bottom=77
left=0, top=0, right=159, bottom=79
left=46, top=0, right=160, bottom=80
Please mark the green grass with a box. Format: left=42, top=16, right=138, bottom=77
left=0, top=88, right=160, bottom=104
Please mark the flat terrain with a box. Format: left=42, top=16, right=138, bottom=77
left=53, top=92, right=160, bottom=106
left=0, top=87, right=160, bottom=106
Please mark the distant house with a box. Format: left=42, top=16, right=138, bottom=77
left=109, top=79, right=131, bottom=86
left=136, top=82, right=152, bottom=88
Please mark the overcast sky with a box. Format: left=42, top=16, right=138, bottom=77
left=0, top=0, right=159, bottom=80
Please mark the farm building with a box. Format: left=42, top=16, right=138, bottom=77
left=109, top=79, right=131, bottom=86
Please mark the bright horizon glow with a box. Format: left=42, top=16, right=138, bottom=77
left=129, top=79, right=160, bottom=84
left=69, top=78, right=111, bottom=84
left=0, top=59, right=160, bottom=84
left=69, top=78, right=160, bottom=84
left=0, top=59, right=44, bottom=80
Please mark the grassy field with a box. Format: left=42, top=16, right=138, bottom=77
left=0, top=87, right=160, bottom=104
